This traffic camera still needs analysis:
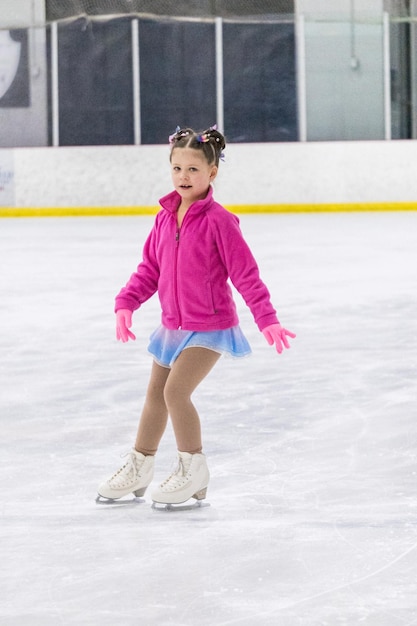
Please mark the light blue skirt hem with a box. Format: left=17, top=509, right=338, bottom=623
left=147, top=325, right=251, bottom=368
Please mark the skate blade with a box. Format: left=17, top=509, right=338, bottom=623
left=151, top=500, right=210, bottom=512
left=95, top=495, right=145, bottom=506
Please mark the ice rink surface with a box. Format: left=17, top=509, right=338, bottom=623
left=1, top=211, right=417, bottom=625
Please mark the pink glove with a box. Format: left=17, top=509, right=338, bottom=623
left=262, top=323, right=296, bottom=354
left=116, top=309, right=136, bottom=342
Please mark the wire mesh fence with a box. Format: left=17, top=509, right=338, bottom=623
left=45, top=0, right=295, bottom=23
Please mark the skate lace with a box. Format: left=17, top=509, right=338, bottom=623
left=162, top=457, right=192, bottom=489
left=109, top=451, right=141, bottom=487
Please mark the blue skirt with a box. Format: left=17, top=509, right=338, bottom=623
left=148, top=325, right=251, bottom=368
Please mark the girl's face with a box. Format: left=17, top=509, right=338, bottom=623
left=171, top=148, right=218, bottom=206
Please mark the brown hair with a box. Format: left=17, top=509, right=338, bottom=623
left=169, top=126, right=226, bottom=166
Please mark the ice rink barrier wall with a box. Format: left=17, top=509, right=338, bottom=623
left=2, top=140, right=417, bottom=216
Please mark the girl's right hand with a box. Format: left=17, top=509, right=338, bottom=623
left=116, top=309, right=136, bottom=342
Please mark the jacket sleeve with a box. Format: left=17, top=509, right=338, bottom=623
left=212, top=209, right=279, bottom=331
left=114, top=220, right=160, bottom=312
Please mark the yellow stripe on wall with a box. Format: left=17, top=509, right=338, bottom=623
left=0, top=206, right=160, bottom=218
left=227, top=202, right=417, bottom=213
left=1, top=202, right=417, bottom=218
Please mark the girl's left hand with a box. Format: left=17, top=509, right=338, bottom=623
left=262, top=323, right=296, bottom=354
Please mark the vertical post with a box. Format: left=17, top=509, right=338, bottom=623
left=349, top=0, right=359, bottom=68
left=51, top=21, right=59, bottom=147
left=30, top=0, right=40, bottom=78
left=131, top=18, right=141, bottom=145
left=215, top=17, right=224, bottom=133
left=383, top=11, right=392, bottom=140
left=411, top=7, right=417, bottom=139
left=295, top=13, right=307, bottom=141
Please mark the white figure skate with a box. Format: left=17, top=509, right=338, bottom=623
left=97, top=449, right=154, bottom=502
left=151, top=451, right=209, bottom=509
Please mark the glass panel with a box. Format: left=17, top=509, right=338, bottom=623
left=389, top=19, right=411, bottom=139
left=139, top=19, right=216, bottom=144
left=304, top=19, right=385, bottom=141
left=223, top=22, right=297, bottom=142
left=0, top=29, right=30, bottom=108
left=57, top=18, right=134, bottom=145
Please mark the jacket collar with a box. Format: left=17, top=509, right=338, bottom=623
left=159, top=185, right=214, bottom=215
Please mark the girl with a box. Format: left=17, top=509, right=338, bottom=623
left=97, top=126, right=295, bottom=506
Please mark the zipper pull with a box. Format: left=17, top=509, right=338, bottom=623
left=176, top=229, right=180, bottom=243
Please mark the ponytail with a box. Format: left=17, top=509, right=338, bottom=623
left=169, top=125, right=226, bottom=166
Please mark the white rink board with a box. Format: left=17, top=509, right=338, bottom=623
left=5, top=139, right=417, bottom=211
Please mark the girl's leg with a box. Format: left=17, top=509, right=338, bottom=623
left=97, top=360, right=171, bottom=500
left=134, top=360, right=170, bottom=455
left=163, top=347, right=221, bottom=454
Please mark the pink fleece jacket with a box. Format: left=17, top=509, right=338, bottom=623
left=115, top=186, right=279, bottom=332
